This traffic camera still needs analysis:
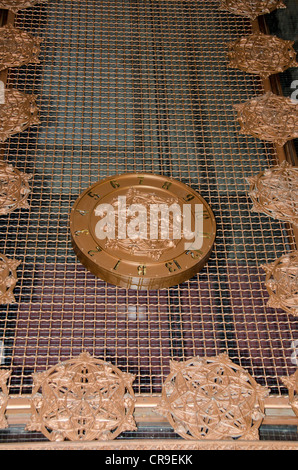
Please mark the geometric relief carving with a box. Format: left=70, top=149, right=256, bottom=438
left=0, top=25, right=42, bottom=72
left=262, top=251, right=298, bottom=317
left=219, top=0, right=286, bottom=19
left=0, top=253, right=21, bottom=305
left=0, top=0, right=46, bottom=13
left=26, top=352, right=137, bottom=442
left=227, top=32, right=298, bottom=78
left=234, top=92, right=298, bottom=147
left=0, top=161, right=32, bottom=215
left=156, top=353, right=269, bottom=441
left=281, top=370, right=298, bottom=418
left=0, top=370, right=10, bottom=429
left=247, top=161, right=298, bottom=226
left=0, top=88, right=40, bottom=143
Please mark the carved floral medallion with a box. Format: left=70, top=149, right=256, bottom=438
left=234, top=92, right=298, bottom=146
left=0, top=370, right=10, bottom=429
left=0, top=161, right=32, bottom=215
left=0, top=253, right=21, bottom=305
left=281, top=370, right=298, bottom=418
left=0, top=88, right=40, bottom=142
left=227, top=32, right=298, bottom=78
left=219, top=0, right=286, bottom=19
left=0, top=0, right=46, bottom=12
left=247, top=161, right=298, bottom=226
left=157, top=353, right=269, bottom=440
left=0, top=24, right=42, bottom=71
left=26, top=352, right=137, bottom=441
left=262, top=251, right=298, bottom=317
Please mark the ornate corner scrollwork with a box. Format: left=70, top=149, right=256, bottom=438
left=0, top=0, right=47, bottom=13
left=0, top=24, right=42, bottom=72
left=227, top=32, right=298, bottom=78
left=0, top=161, right=32, bottom=215
left=26, top=352, right=137, bottom=442
left=246, top=161, right=298, bottom=226
left=156, top=352, right=269, bottom=441
left=281, top=370, right=298, bottom=418
left=219, top=0, right=286, bottom=19
left=262, top=251, right=298, bottom=317
left=0, top=88, right=40, bottom=143
left=0, top=254, right=21, bottom=305
left=234, top=92, right=298, bottom=146
left=0, top=370, right=11, bottom=429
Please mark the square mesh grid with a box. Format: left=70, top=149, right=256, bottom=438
left=0, top=0, right=297, bottom=396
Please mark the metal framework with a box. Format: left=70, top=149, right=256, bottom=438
left=0, top=0, right=297, bottom=449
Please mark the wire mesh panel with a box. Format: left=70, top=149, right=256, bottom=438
left=0, top=0, right=297, bottom=397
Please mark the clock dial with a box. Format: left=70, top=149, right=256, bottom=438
left=70, top=173, right=216, bottom=290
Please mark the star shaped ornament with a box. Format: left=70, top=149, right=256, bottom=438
left=234, top=92, right=298, bottom=146
left=219, top=0, right=286, bottom=20
left=0, top=88, right=40, bottom=142
left=0, top=253, right=21, bottom=305
left=227, top=32, right=298, bottom=78
left=0, top=24, right=42, bottom=71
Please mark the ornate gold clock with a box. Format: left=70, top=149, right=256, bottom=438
left=70, top=173, right=216, bottom=290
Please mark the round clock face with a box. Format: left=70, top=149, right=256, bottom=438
left=70, top=174, right=216, bottom=290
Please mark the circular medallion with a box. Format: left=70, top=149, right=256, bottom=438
left=70, top=173, right=216, bottom=290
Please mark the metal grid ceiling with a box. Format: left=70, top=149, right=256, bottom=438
left=0, top=0, right=297, bottom=397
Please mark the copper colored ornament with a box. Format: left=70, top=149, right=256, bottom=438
left=281, top=370, right=298, bottom=418
left=26, top=351, right=136, bottom=442
left=0, top=370, right=10, bottom=429
left=70, top=173, right=216, bottom=290
left=0, top=161, right=32, bottom=215
left=234, top=92, right=298, bottom=146
left=219, top=0, right=286, bottom=19
left=247, top=161, right=298, bottom=226
left=0, top=24, right=42, bottom=72
left=262, top=251, right=298, bottom=317
left=0, top=88, right=40, bottom=142
left=157, top=353, right=269, bottom=440
left=0, top=253, right=21, bottom=305
left=227, top=32, right=298, bottom=78
left=0, top=0, right=46, bottom=12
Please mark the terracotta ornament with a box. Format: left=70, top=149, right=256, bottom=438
left=281, top=370, right=298, bottom=418
left=70, top=173, right=216, bottom=290
left=0, top=161, right=32, bottom=215
left=0, top=253, right=21, bottom=305
left=0, top=88, right=40, bottom=142
left=0, top=0, right=46, bottom=13
left=0, top=370, right=10, bottom=429
left=234, top=92, right=298, bottom=146
left=262, top=251, right=298, bottom=317
left=227, top=32, right=298, bottom=78
left=0, top=24, right=42, bottom=72
left=247, top=161, right=298, bottom=226
left=26, top=352, right=137, bottom=441
left=157, top=353, right=269, bottom=440
left=219, top=0, right=286, bottom=19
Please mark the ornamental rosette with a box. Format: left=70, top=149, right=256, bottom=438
left=0, top=254, right=21, bottom=305
left=0, top=161, right=32, bottom=215
left=219, top=0, right=286, bottom=20
left=0, top=370, right=10, bottom=429
left=26, top=352, right=137, bottom=441
left=262, top=251, right=298, bottom=317
left=246, top=161, right=298, bottom=226
left=0, top=24, right=42, bottom=71
left=234, top=92, right=298, bottom=146
left=227, top=32, right=298, bottom=78
left=157, top=353, right=269, bottom=440
left=0, top=0, right=47, bottom=13
left=281, top=371, right=298, bottom=418
left=0, top=88, right=40, bottom=142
